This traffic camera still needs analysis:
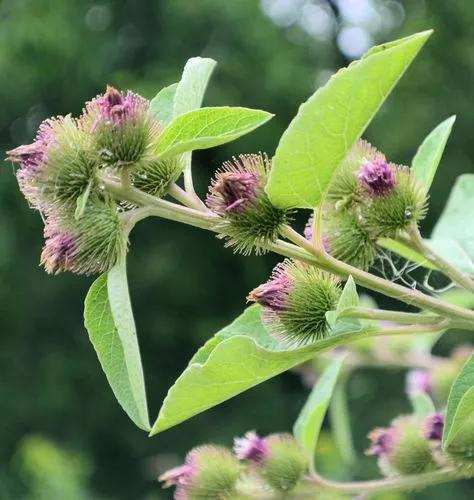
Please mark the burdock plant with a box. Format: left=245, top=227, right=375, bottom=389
left=6, top=30, right=474, bottom=498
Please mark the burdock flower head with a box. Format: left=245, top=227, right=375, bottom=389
left=362, top=165, right=428, bottom=237
left=207, top=154, right=292, bottom=255
left=327, top=139, right=386, bottom=205
left=41, top=199, right=126, bottom=275
left=248, top=260, right=341, bottom=345
left=425, top=413, right=444, bottom=441
left=358, top=158, right=396, bottom=196
left=233, top=431, right=268, bottom=463
left=257, top=434, right=308, bottom=493
left=159, top=445, right=240, bottom=500
left=366, top=416, right=436, bottom=476
left=7, top=116, right=96, bottom=210
left=82, top=85, right=161, bottom=167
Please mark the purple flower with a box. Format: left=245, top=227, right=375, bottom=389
left=358, top=159, right=395, bottom=196
left=40, top=222, right=77, bottom=275
left=207, top=169, right=259, bottom=215
left=304, top=216, right=314, bottom=241
left=247, top=265, right=290, bottom=312
left=159, top=463, right=194, bottom=491
left=406, top=369, right=433, bottom=396
left=304, top=215, right=330, bottom=251
left=233, top=431, right=268, bottom=463
left=425, top=413, right=444, bottom=441
left=7, top=118, right=58, bottom=208
left=88, top=85, right=149, bottom=129
left=366, top=427, right=396, bottom=457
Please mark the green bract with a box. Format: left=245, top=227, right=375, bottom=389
left=156, top=106, right=273, bottom=158
left=266, top=31, right=432, bottom=209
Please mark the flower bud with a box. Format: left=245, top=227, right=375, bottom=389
left=258, top=434, right=307, bottom=493
left=362, top=165, right=428, bottom=237
left=323, top=209, right=377, bottom=270
left=248, top=260, right=341, bottom=345
left=8, top=116, right=97, bottom=211
left=406, top=369, right=433, bottom=397
left=445, top=425, right=474, bottom=465
left=82, top=86, right=160, bottom=168
left=131, top=156, right=183, bottom=198
left=327, top=139, right=384, bottom=206
left=41, top=199, right=126, bottom=275
left=160, top=445, right=241, bottom=500
left=206, top=154, right=292, bottom=255
left=367, top=416, right=436, bottom=476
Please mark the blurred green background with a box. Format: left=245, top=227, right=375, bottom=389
left=0, top=0, right=473, bottom=498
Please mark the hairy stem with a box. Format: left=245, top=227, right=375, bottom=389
left=104, top=178, right=474, bottom=327
left=404, top=224, right=474, bottom=292
left=340, top=307, right=443, bottom=324
left=303, top=467, right=464, bottom=496
left=280, top=225, right=474, bottom=326
left=168, top=182, right=209, bottom=211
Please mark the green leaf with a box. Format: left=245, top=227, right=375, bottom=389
left=156, top=107, right=273, bottom=158
left=443, top=354, right=474, bottom=449
left=172, top=57, right=217, bottom=176
left=150, top=305, right=376, bottom=435
left=173, top=57, right=217, bottom=117
left=430, top=174, right=474, bottom=274
left=326, top=276, right=360, bottom=330
left=84, top=261, right=150, bottom=431
left=74, top=179, right=93, bottom=220
left=293, top=355, right=346, bottom=465
left=265, top=30, right=432, bottom=209
left=150, top=83, right=178, bottom=124
left=411, top=116, right=456, bottom=193
left=409, top=391, right=436, bottom=417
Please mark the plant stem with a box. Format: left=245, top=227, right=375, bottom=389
left=104, top=178, right=474, bottom=327
left=340, top=307, right=443, bottom=325
left=280, top=225, right=474, bottom=326
left=303, top=467, right=464, bottom=496
left=404, top=224, right=474, bottom=292
left=311, top=206, right=325, bottom=254
left=168, top=182, right=209, bottom=211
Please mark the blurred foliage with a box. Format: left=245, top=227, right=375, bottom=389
left=0, top=0, right=472, bottom=498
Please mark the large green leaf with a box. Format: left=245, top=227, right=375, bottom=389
left=265, top=30, right=432, bottom=209
left=149, top=83, right=178, bottom=125
left=156, top=107, right=273, bottom=158
left=443, top=354, right=474, bottom=449
left=430, top=174, right=474, bottom=274
left=84, top=262, right=150, bottom=431
left=173, top=57, right=217, bottom=117
left=293, top=355, right=346, bottom=465
left=150, top=305, right=376, bottom=435
left=411, top=116, right=456, bottom=193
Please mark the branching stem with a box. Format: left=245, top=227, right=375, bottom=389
left=104, top=177, right=474, bottom=327
left=105, top=176, right=474, bottom=497
left=303, top=467, right=464, bottom=496
left=403, top=224, right=474, bottom=293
